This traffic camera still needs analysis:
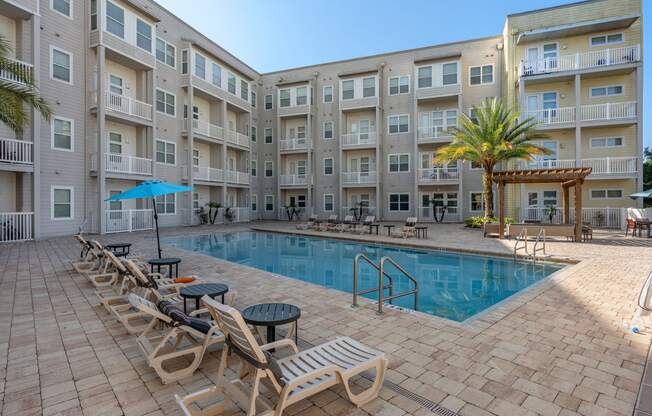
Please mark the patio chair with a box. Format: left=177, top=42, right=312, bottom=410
left=72, top=239, right=104, bottom=273
left=318, top=214, right=339, bottom=231
left=176, top=297, right=387, bottom=416
left=581, top=222, right=593, bottom=241
left=334, top=215, right=356, bottom=232
left=296, top=214, right=318, bottom=230
left=86, top=250, right=129, bottom=288
left=129, top=294, right=226, bottom=384
left=626, top=218, right=637, bottom=237
left=391, top=217, right=418, bottom=238
left=352, top=215, right=377, bottom=234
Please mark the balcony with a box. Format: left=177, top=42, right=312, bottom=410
left=519, top=157, right=638, bottom=177
left=225, top=170, right=250, bottom=185
left=340, top=96, right=379, bottom=111
left=519, top=45, right=640, bottom=77
left=340, top=206, right=377, bottom=219
left=105, top=209, right=154, bottom=233
left=0, top=212, right=34, bottom=242
left=280, top=138, right=311, bottom=152
left=419, top=206, right=459, bottom=223
left=341, top=132, right=376, bottom=148
left=580, top=102, right=637, bottom=124
left=417, top=127, right=455, bottom=144
left=279, top=174, right=308, bottom=186
left=415, top=84, right=461, bottom=100
left=0, top=58, right=33, bottom=86
left=225, top=130, right=250, bottom=148
left=418, top=168, right=459, bottom=184
left=182, top=119, right=224, bottom=141
left=193, top=166, right=224, bottom=183
left=0, top=138, right=33, bottom=166
left=105, top=153, right=152, bottom=176
left=525, top=107, right=576, bottom=128
left=278, top=103, right=311, bottom=117
left=105, top=92, right=153, bottom=122
left=342, top=171, right=376, bottom=186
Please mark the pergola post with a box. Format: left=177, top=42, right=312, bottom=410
left=562, top=186, right=570, bottom=224
left=498, top=180, right=505, bottom=239
left=574, top=180, right=582, bottom=241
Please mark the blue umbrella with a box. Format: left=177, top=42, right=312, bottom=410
left=106, top=180, right=192, bottom=258
left=630, top=190, right=652, bottom=199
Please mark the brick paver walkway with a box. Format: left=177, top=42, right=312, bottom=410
left=1, top=222, right=650, bottom=416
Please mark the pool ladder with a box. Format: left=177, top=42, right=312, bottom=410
left=513, top=228, right=547, bottom=262
left=351, top=254, right=419, bottom=315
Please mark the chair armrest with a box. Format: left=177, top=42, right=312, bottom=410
left=189, top=307, right=208, bottom=317
left=260, top=338, right=299, bottom=354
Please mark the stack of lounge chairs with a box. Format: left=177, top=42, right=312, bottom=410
left=391, top=217, right=418, bottom=238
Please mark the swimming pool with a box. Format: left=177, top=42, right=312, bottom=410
left=163, top=231, right=563, bottom=322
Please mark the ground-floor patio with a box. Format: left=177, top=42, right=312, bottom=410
left=1, top=221, right=651, bottom=416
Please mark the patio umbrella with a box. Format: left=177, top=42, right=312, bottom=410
left=106, top=180, right=192, bottom=258
left=630, top=190, right=652, bottom=199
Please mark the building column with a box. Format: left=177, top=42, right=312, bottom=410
left=338, top=109, right=344, bottom=220
left=187, top=85, right=195, bottom=225
left=635, top=66, right=644, bottom=207
left=306, top=110, right=313, bottom=217
left=375, top=106, right=382, bottom=219
left=30, top=13, right=41, bottom=238
left=574, top=74, right=581, bottom=162
left=221, top=101, right=228, bottom=208
left=97, top=45, right=107, bottom=234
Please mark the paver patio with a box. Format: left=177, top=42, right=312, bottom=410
left=1, top=221, right=651, bottom=416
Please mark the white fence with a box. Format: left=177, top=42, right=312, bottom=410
left=341, top=132, right=377, bottom=147
left=106, top=153, right=152, bottom=175
left=418, top=168, right=459, bottom=183
left=419, top=206, right=459, bottom=222
left=0, top=212, right=33, bottom=242
left=225, top=130, right=250, bottom=148
left=520, top=157, right=637, bottom=176
left=280, top=138, right=311, bottom=151
left=524, top=107, right=576, bottom=125
left=519, top=45, right=640, bottom=76
left=105, top=209, right=154, bottom=233
left=580, top=102, right=637, bottom=122
left=279, top=174, right=308, bottom=186
left=0, top=138, right=33, bottom=164
left=342, top=171, right=376, bottom=185
left=0, top=58, right=33, bottom=86
left=184, top=119, right=223, bottom=139
left=521, top=207, right=625, bottom=229
left=416, top=127, right=455, bottom=142
left=225, top=170, right=249, bottom=185
left=105, top=92, right=153, bottom=121
left=193, top=166, right=224, bottom=182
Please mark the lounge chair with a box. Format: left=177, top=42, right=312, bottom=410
left=176, top=296, right=387, bottom=416
left=296, top=214, right=318, bottom=230
left=334, top=215, right=356, bottom=232
left=129, top=294, right=226, bottom=384
left=72, top=239, right=104, bottom=273
left=392, top=217, right=418, bottom=238
left=352, top=216, right=377, bottom=234
left=318, top=214, right=339, bottom=231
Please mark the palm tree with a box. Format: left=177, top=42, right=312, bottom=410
left=434, top=98, right=550, bottom=217
left=0, top=35, right=51, bottom=133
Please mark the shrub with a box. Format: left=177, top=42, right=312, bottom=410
left=464, top=216, right=515, bottom=228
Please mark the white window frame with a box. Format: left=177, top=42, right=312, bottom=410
left=323, top=157, right=334, bottom=176
left=155, top=88, right=176, bottom=117
left=155, top=193, right=176, bottom=215
left=388, top=193, right=410, bottom=212
left=194, top=52, right=206, bottom=79
left=468, top=64, right=494, bottom=86
left=388, top=153, right=410, bottom=173
left=589, top=84, right=624, bottom=98
left=341, top=79, right=354, bottom=100
left=264, top=128, right=273, bottom=144
left=105, top=0, right=125, bottom=39
left=264, top=160, right=273, bottom=177
left=51, top=186, right=74, bottom=220
left=442, top=61, right=459, bottom=86
left=388, top=114, right=409, bottom=135
left=251, top=160, right=257, bottom=177
left=181, top=49, right=189, bottom=74
left=51, top=116, right=74, bottom=152
left=227, top=72, right=236, bottom=95
left=590, top=188, right=624, bottom=200
left=264, top=94, right=273, bottom=110
left=589, top=32, right=624, bottom=47
left=590, top=136, right=624, bottom=149
left=388, top=75, right=410, bottom=95
left=323, top=194, right=334, bottom=212
left=323, top=85, right=333, bottom=103
left=251, top=195, right=257, bottom=212
left=155, top=139, right=176, bottom=166
left=416, top=65, right=433, bottom=89
left=323, top=121, right=334, bottom=140
left=155, top=37, right=176, bottom=68
left=107, top=131, right=123, bottom=154
left=469, top=191, right=485, bottom=212
left=50, top=0, right=73, bottom=19
left=50, top=46, right=73, bottom=85
left=136, top=18, right=153, bottom=53
left=264, top=195, right=274, bottom=212
left=251, top=91, right=256, bottom=107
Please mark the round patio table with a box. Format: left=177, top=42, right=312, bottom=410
left=148, top=257, right=181, bottom=279
left=106, top=242, right=132, bottom=257
left=383, top=224, right=395, bottom=236
left=242, top=303, right=301, bottom=345
left=179, top=283, right=229, bottom=314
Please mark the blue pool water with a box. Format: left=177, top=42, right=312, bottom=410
left=163, top=231, right=563, bottom=321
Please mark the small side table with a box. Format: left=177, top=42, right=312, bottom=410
left=383, top=225, right=395, bottom=236
left=106, top=242, right=132, bottom=257
left=415, top=226, right=428, bottom=239
left=242, top=303, right=301, bottom=345
left=368, top=224, right=380, bottom=235
left=148, top=257, right=182, bottom=279
left=179, top=283, right=229, bottom=314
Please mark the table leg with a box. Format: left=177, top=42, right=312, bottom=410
left=183, top=298, right=187, bottom=314
left=267, top=326, right=275, bottom=344
left=221, top=293, right=225, bottom=304
left=295, top=320, right=298, bottom=345
left=150, top=264, right=154, bottom=274
left=195, top=298, right=200, bottom=312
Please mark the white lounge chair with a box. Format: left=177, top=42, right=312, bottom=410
left=296, top=214, right=318, bottom=230
left=352, top=216, right=377, bottom=234
left=391, top=217, right=418, bottom=238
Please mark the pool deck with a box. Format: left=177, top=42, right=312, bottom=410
left=2, top=221, right=652, bottom=416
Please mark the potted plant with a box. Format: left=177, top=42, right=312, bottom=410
left=206, top=202, right=222, bottom=224
left=349, top=201, right=369, bottom=222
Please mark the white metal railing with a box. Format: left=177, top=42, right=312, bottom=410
left=233, top=207, right=250, bottom=223
left=419, top=206, right=459, bottom=222
left=225, top=170, right=249, bottom=185
left=341, top=206, right=377, bottom=219
left=0, top=58, right=33, bottom=85
left=226, top=130, right=250, bottom=148
left=418, top=168, right=459, bottom=183
left=519, top=45, right=640, bottom=76
left=279, top=174, right=308, bottom=186
left=520, top=159, right=577, bottom=170
left=519, top=157, right=638, bottom=176
left=105, top=209, right=154, bottom=233
left=525, top=107, right=576, bottom=126
left=105, top=153, right=152, bottom=175
left=193, top=166, right=223, bottom=182
left=105, top=91, right=153, bottom=121
left=280, top=138, right=311, bottom=151
left=342, top=171, right=376, bottom=185
left=580, top=102, right=637, bottom=122
left=0, top=138, right=33, bottom=164
left=520, top=207, right=625, bottom=229
left=341, top=132, right=377, bottom=147
left=183, top=119, right=224, bottom=139
left=416, top=126, right=455, bottom=142
left=0, top=212, right=33, bottom=242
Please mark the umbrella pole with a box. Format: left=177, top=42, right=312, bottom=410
left=152, top=197, right=162, bottom=259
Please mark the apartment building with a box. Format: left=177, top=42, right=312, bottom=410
left=0, top=0, right=643, bottom=241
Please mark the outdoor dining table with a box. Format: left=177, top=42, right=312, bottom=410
left=179, top=283, right=229, bottom=314
left=242, top=303, right=301, bottom=345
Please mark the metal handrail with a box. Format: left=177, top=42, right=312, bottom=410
left=513, top=228, right=528, bottom=259
left=379, top=256, right=419, bottom=314
left=352, top=254, right=393, bottom=308
left=532, top=229, right=546, bottom=261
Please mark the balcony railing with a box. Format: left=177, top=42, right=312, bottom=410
left=280, top=138, right=311, bottom=151
left=341, top=132, right=377, bottom=147
left=105, top=92, right=153, bottom=121
left=193, top=166, right=223, bottom=182
left=279, top=174, right=308, bottom=186
left=225, top=170, right=249, bottom=185
left=183, top=119, right=224, bottom=140
left=0, top=138, right=33, bottom=165
left=232, top=207, right=250, bottom=223
left=105, top=153, right=152, bottom=175
left=105, top=209, right=154, bottom=233
left=419, top=206, right=459, bottom=222
left=0, top=212, right=33, bottom=242
left=341, top=206, right=377, bottom=219
left=521, top=207, right=625, bottom=229
left=416, top=127, right=455, bottom=142
left=225, top=130, right=250, bottom=148
left=418, top=168, right=459, bottom=183
left=0, top=58, right=33, bottom=86
left=342, top=171, right=376, bottom=185
left=519, top=45, right=640, bottom=77
left=580, top=102, right=637, bottom=122
left=519, top=157, right=638, bottom=175
left=525, top=107, right=576, bottom=126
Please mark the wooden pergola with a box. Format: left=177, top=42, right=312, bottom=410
left=492, top=167, right=593, bottom=241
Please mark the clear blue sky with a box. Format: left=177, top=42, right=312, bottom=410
left=155, top=0, right=650, bottom=150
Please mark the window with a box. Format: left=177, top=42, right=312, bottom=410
left=264, top=128, right=273, bottom=144
left=251, top=195, right=257, bottom=211
left=389, top=76, right=409, bottom=95
left=108, top=132, right=122, bottom=154
left=90, top=0, right=97, bottom=29
left=417, top=66, right=432, bottom=88
left=109, top=74, right=122, bottom=95
left=52, top=117, right=73, bottom=151
left=388, top=114, right=409, bottom=134
left=323, top=121, right=333, bottom=140
left=297, top=126, right=306, bottom=139
left=155, top=139, right=175, bottom=165
left=156, top=38, right=175, bottom=67
left=210, top=63, right=221, bottom=86
left=590, top=85, right=623, bottom=97
left=251, top=91, right=256, bottom=107
left=362, top=77, right=375, bottom=97
left=52, top=187, right=73, bottom=219
left=265, top=195, right=274, bottom=211
left=192, top=149, right=200, bottom=166
left=192, top=192, right=199, bottom=211
left=227, top=73, right=236, bottom=94
left=470, top=192, right=485, bottom=212
left=442, top=62, right=458, bottom=85
left=426, top=192, right=458, bottom=214
left=155, top=194, right=175, bottom=214
left=52, top=0, right=71, bottom=17
left=323, top=85, right=333, bottom=103
left=264, top=161, right=273, bottom=177
left=296, top=195, right=306, bottom=208
left=194, top=53, right=206, bottom=79
left=241, top=80, right=249, bottom=101
left=542, top=190, right=557, bottom=207
left=324, top=158, right=333, bottom=175
left=590, top=33, right=623, bottom=47
left=105, top=0, right=124, bottom=38
left=469, top=64, right=493, bottom=85
left=469, top=160, right=482, bottom=170
left=389, top=154, right=409, bottom=173
left=591, top=189, right=623, bottom=199
left=136, top=19, right=152, bottom=52
left=51, top=47, right=72, bottom=84
left=251, top=126, right=257, bottom=142
left=251, top=160, right=257, bottom=176
left=156, top=89, right=175, bottom=116
left=265, top=94, right=273, bottom=110
left=323, top=194, right=334, bottom=212
left=181, top=50, right=188, bottom=74
left=342, top=80, right=354, bottom=100
left=279, top=89, right=290, bottom=107
left=389, top=194, right=409, bottom=211
left=295, top=87, right=307, bottom=105
left=591, top=137, right=623, bottom=148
